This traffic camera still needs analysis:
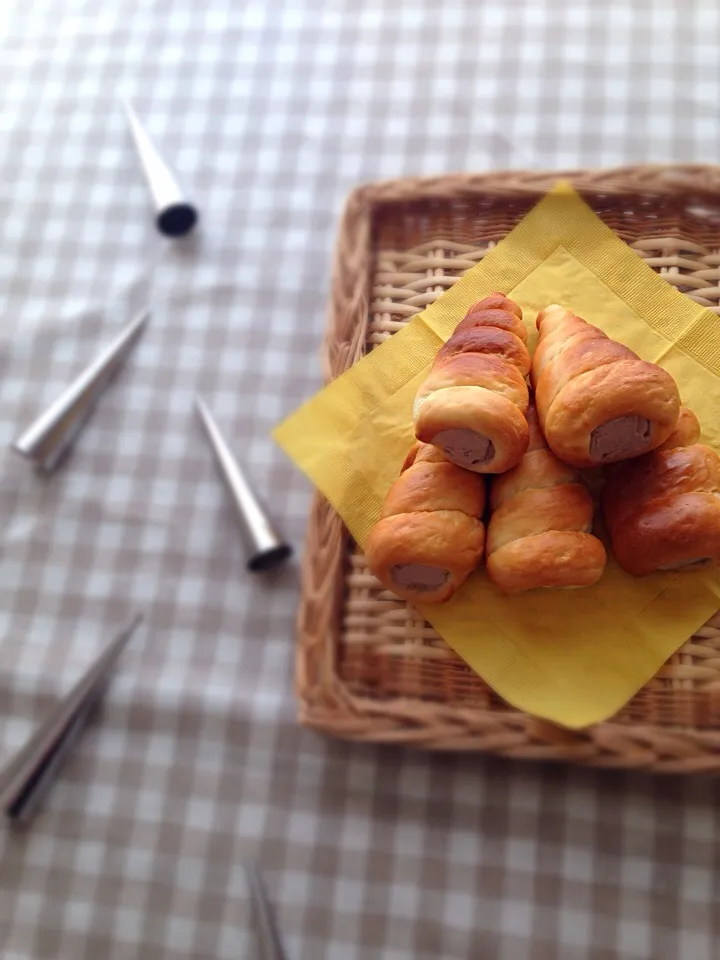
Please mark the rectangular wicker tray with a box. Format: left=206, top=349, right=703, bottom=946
left=298, top=166, right=720, bottom=771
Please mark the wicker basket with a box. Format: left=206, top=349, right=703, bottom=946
left=299, top=166, right=720, bottom=772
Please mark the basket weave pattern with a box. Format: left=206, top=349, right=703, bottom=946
left=299, top=168, right=720, bottom=771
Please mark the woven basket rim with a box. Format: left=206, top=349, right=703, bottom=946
left=298, top=164, right=720, bottom=771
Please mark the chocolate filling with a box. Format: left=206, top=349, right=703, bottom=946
left=391, top=564, right=449, bottom=592
left=589, top=415, right=651, bottom=462
left=434, top=428, right=495, bottom=469
left=657, top=557, right=713, bottom=571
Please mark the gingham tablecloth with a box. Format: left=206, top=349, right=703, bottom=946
left=2, top=2, right=720, bottom=958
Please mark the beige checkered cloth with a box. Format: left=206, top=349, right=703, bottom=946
left=1, top=1, right=720, bottom=958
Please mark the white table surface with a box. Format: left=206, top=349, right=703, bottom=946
left=1, top=1, right=719, bottom=958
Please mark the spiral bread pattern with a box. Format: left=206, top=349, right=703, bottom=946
left=603, top=407, right=720, bottom=576
left=365, top=442, right=486, bottom=604
left=413, top=293, right=531, bottom=473
left=485, top=406, right=607, bottom=593
left=531, top=305, right=680, bottom=468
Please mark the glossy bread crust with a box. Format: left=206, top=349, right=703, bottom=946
left=603, top=421, right=720, bottom=575
left=485, top=406, right=607, bottom=593
left=414, top=386, right=530, bottom=474
left=365, top=443, right=486, bottom=604
left=487, top=531, right=607, bottom=594
left=531, top=305, right=680, bottom=467
left=656, top=406, right=701, bottom=451
left=413, top=293, right=531, bottom=473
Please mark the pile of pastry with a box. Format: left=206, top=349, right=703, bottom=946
left=366, top=294, right=720, bottom=603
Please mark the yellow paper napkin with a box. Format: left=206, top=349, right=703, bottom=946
left=274, top=183, right=720, bottom=728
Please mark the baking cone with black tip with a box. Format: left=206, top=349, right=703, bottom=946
left=122, top=97, right=198, bottom=237
left=195, top=396, right=291, bottom=572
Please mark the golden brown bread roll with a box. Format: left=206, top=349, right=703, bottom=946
left=655, top=406, right=701, bottom=451
left=413, top=293, right=530, bottom=473
left=365, top=442, right=486, bottom=603
left=603, top=407, right=720, bottom=575
left=531, top=305, right=680, bottom=468
left=485, top=406, right=607, bottom=593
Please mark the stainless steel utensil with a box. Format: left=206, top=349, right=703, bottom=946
left=12, top=309, right=149, bottom=472
left=0, top=613, right=143, bottom=827
left=122, top=97, right=198, bottom=238
left=195, top=395, right=292, bottom=572
left=245, top=863, right=289, bottom=960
